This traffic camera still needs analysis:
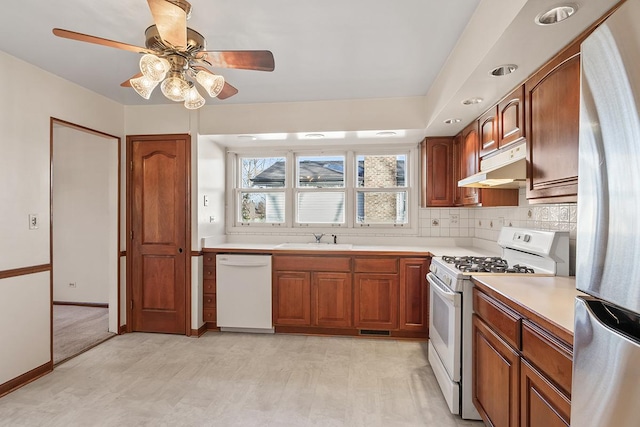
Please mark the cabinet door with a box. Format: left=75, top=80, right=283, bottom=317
left=461, top=122, right=480, bottom=205
left=423, top=137, right=454, bottom=207
left=479, top=106, right=498, bottom=157
left=498, top=85, right=525, bottom=149
left=525, top=41, right=580, bottom=203
left=273, top=271, right=311, bottom=326
left=354, top=273, right=399, bottom=330
left=312, top=272, right=352, bottom=328
left=520, top=359, right=571, bottom=427
left=473, top=315, right=520, bottom=427
left=399, top=258, right=429, bottom=332
left=452, top=133, right=463, bottom=206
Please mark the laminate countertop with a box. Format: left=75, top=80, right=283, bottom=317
left=202, top=243, right=499, bottom=258
left=471, top=275, right=586, bottom=345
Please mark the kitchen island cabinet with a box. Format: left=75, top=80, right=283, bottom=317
left=471, top=276, right=580, bottom=427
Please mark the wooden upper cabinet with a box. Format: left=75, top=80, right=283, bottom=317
left=452, top=133, right=463, bottom=206
left=525, top=40, right=581, bottom=203
left=479, top=107, right=498, bottom=157
left=460, top=121, right=480, bottom=206
left=498, top=85, right=525, bottom=149
left=421, top=137, right=454, bottom=207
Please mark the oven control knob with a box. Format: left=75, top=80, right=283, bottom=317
left=524, top=234, right=531, bottom=242
left=431, top=265, right=438, bottom=274
left=444, top=275, right=452, bottom=286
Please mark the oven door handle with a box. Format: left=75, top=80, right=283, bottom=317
left=427, top=273, right=460, bottom=306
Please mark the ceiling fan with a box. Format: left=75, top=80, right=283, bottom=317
left=53, top=0, right=275, bottom=108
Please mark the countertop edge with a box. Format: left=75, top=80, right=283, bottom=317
left=471, top=277, right=575, bottom=346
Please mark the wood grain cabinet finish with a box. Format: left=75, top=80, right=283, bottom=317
left=473, top=314, right=521, bottom=427
left=399, top=258, right=430, bottom=333
left=312, top=272, right=352, bottom=328
left=203, top=254, right=217, bottom=328
left=498, top=85, right=525, bottom=149
left=273, top=270, right=312, bottom=326
left=452, top=133, right=463, bottom=206
left=479, top=107, right=499, bottom=158
left=460, top=122, right=480, bottom=206
left=353, top=273, right=399, bottom=330
left=421, top=137, right=454, bottom=207
left=473, top=286, right=573, bottom=427
left=525, top=40, right=580, bottom=204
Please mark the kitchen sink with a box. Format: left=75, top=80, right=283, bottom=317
left=275, top=243, right=353, bottom=250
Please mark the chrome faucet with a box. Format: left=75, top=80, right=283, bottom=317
left=331, top=234, right=338, bottom=244
left=312, top=233, right=325, bottom=243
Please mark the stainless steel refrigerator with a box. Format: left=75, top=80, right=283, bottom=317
left=573, top=0, right=640, bottom=425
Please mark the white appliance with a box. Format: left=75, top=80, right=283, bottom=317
left=427, top=227, right=569, bottom=420
left=573, top=1, right=640, bottom=425
left=216, top=254, right=274, bottom=333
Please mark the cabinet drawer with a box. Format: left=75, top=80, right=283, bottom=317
left=353, top=257, right=398, bottom=273
left=203, top=254, right=216, bottom=265
left=273, top=255, right=351, bottom=272
left=203, top=265, right=216, bottom=280
left=203, top=294, right=216, bottom=309
left=203, top=308, right=216, bottom=323
left=204, top=279, right=216, bottom=294
left=473, top=288, right=522, bottom=349
left=521, top=320, right=573, bottom=396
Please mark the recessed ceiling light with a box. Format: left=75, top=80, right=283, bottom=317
left=444, top=118, right=462, bottom=124
left=462, top=97, right=483, bottom=105
left=375, top=131, right=397, bottom=137
left=490, top=64, right=518, bottom=77
left=304, top=133, right=325, bottom=139
left=237, top=135, right=257, bottom=140
left=535, top=4, right=577, bottom=25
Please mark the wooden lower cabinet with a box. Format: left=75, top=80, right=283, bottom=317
left=203, top=254, right=217, bottom=328
left=473, top=286, right=573, bottom=427
left=473, top=315, right=520, bottom=427
left=312, top=272, right=352, bottom=328
left=353, top=273, right=399, bottom=330
left=399, top=258, right=430, bottom=333
left=520, top=360, right=570, bottom=427
left=273, top=271, right=312, bottom=326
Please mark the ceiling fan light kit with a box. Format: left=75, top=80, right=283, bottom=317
left=53, top=0, right=275, bottom=109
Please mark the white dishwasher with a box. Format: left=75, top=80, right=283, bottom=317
left=216, top=254, right=273, bottom=333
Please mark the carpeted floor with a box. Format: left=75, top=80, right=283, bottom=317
left=53, top=305, right=115, bottom=365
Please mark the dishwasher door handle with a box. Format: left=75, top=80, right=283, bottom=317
left=217, top=258, right=270, bottom=267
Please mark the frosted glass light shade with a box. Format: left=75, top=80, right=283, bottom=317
left=195, top=71, right=225, bottom=97
left=161, top=76, right=190, bottom=101
left=184, top=85, right=206, bottom=109
left=130, top=75, right=160, bottom=99
left=139, top=54, right=170, bottom=81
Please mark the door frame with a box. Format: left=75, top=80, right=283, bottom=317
left=125, top=133, right=192, bottom=336
left=49, top=118, right=122, bottom=363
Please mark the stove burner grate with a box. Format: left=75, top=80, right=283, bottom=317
left=441, top=255, right=535, bottom=274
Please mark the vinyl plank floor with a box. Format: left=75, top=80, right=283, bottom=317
left=0, top=332, right=484, bottom=427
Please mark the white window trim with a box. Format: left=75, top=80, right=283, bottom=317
left=225, top=145, right=419, bottom=234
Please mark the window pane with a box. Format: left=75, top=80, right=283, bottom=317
left=356, top=154, right=406, bottom=188
left=356, top=191, right=407, bottom=224
left=240, top=157, right=286, bottom=189
left=239, top=192, right=285, bottom=223
left=297, top=155, right=345, bottom=188
left=297, top=192, right=345, bottom=224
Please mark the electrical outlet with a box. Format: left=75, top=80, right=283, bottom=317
left=68, top=282, right=76, bottom=288
left=431, top=219, right=439, bottom=227
left=29, top=214, right=39, bottom=230
left=209, top=215, right=216, bottom=223
left=450, top=214, right=459, bottom=225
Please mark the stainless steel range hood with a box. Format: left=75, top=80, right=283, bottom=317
left=458, top=143, right=526, bottom=188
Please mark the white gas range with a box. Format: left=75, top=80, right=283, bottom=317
left=427, top=227, right=570, bottom=420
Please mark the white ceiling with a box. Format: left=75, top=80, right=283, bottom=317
left=0, top=0, right=622, bottom=143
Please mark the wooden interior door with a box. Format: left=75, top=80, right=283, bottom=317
left=128, top=134, right=190, bottom=334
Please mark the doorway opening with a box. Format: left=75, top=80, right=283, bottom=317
left=50, top=119, right=121, bottom=365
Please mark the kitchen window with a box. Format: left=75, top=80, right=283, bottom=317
left=230, top=149, right=412, bottom=229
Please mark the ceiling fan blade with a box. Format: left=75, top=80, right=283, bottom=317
left=52, top=28, right=154, bottom=54
left=217, top=82, right=239, bottom=100
left=197, top=50, right=275, bottom=71
left=147, top=0, right=187, bottom=48
left=120, top=73, right=143, bottom=87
